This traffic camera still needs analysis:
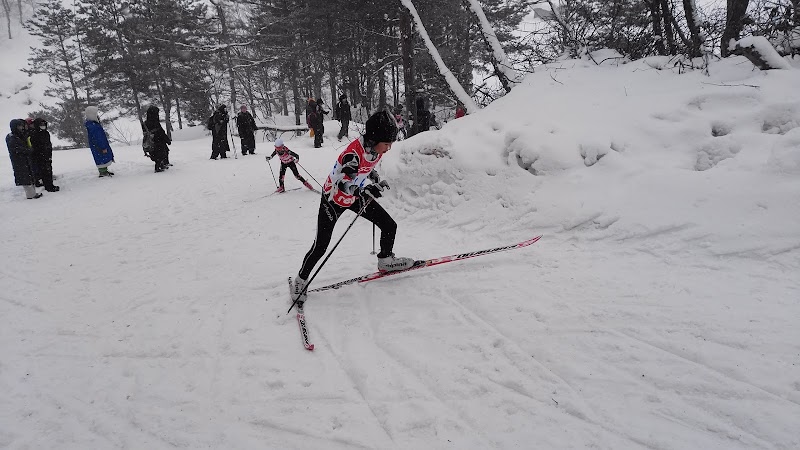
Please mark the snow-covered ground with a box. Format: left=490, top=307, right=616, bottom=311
left=3, top=40, right=800, bottom=449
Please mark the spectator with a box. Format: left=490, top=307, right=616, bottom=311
left=29, top=118, right=59, bottom=191
left=207, top=104, right=230, bottom=159
left=6, top=119, right=42, bottom=199
left=144, top=105, right=171, bottom=173
left=415, top=96, right=431, bottom=133
left=309, top=98, right=326, bottom=148
left=455, top=103, right=466, bottom=119
left=395, top=113, right=406, bottom=140
left=84, top=106, right=115, bottom=177
left=335, top=94, right=352, bottom=142
left=236, top=105, right=258, bottom=155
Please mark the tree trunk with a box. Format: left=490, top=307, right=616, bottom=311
left=683, top=0, right=703, bottom=57
left=721, top=0, right=750, bottom=57
left=649, top=0, right=666, bottom=55
left=326, top=15, right=337, bottom=106
left=399, top=8, right=416, bottom=136
left=660, top=0, right=676, bottom=54
left=215, top=3, right=236, bottom=109
left=2, top=0, right=12, bottom=39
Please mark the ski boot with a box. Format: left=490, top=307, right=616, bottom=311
left=377, top=253, right=415, bottom=272
left=293, top=277, right=308, bottom=306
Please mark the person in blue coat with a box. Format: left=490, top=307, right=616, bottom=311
left=84, top=106, right=115, bottom=177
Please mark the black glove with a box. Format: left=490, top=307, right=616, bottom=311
left=368, top=170, right=380, bottom=183
left=362, top=184, right=383, bottom=199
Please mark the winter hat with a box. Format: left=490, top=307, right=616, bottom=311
left=217, top=104, right=227, bottom=111
left=33, top=118, right=47, bottom=129
left=274, top=138, right=284, bottom=148
left=9, top=118, right=26, bottom=134
left=84, top=106, right=99, bottom=121
left=364, top=110, right=398, bottom=144
left=339, top=94, right=347, bottom=101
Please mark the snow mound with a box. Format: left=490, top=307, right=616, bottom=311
left=380, top=55, right=800, bottom=260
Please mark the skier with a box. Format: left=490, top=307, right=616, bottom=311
left=266, top=138, right=314, bottom=193
left=292, top=110, right=414, bottom=305
left=236, top=105, right=257, bottom=155
left=84, top=106, right=115, bottom=177
left=29, top=118, right=59, bottom=191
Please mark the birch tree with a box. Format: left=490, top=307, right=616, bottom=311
left=466, top=0, right=521, bottom=92
left=399, top=0, right=478, bottom=114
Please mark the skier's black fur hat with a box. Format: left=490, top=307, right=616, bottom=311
left=364, top=110, right=398, bottom=144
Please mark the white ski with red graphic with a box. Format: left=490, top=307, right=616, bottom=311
left=288, top=277, right=314, bottom=351
left=309, top=235, right=542, bottom=293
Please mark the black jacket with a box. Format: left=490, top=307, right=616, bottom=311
left=29, top=118, right=53, bottom=159
left=236, top=111, right=257, bottom=136
left=6, top=119, right=35, bottom=186
left=335, top=100, right=351, bottom=121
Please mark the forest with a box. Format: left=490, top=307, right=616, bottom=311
left=3, top=0, right=798, bottom=145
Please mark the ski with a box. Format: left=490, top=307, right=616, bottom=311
left=288, top=277, right=314, bottom=351
left=309, top=235, right=542, bottom=293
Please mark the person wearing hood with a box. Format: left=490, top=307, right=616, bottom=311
left=311, top=97, right=328, bottom=148
left=84, top=106, right=115, bottom=177
left=335, top=94, right=351, bottom=142
left=208, top=104, right=230, bottom=159
left=291, top=110, right=414, bottom=307
left=6, top=119, right=42, bottom=199
left=144, top=105, right=171, bottom=172
left=29, top=118, right=59, bottom=191
left=236, top=105, right=257, bottom=155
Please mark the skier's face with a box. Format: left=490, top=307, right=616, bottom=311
left=373, top=142, right=392, bottom=154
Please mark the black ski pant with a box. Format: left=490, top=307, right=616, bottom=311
left=210, top=134, right=229, bottom=158
left=279, top=162, right=306, bottom=187
left=337, top=119, right=350, bottom=140
left=313, top=124, right=324, bottom=148
left=240, top=132, right=256, bottom=154
left=298, top=195, right=397, bottom=280
left=31, top=152, right=55, bottom=189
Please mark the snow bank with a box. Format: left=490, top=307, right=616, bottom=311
left=382, top=55, right=800, bottom=259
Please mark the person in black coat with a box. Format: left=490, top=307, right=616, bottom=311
left=236, top=105, right=258, bottom=155
left=311, top=97, right=328, bottom=148
left=6, top=119, right=42, bottom=199
left=29, top=118, right=59, bottom=192
left=335, top=94, right=352, bottom=141
left=208, top=104, right=230, bottom=159
left=415, top=96, right=431, bottom=133
left=145, top=105, right=171, bottom=172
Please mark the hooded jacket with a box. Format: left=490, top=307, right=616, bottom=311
left=6, top=119, right=35, bottom=185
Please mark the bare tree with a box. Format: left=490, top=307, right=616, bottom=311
left=2, top=0, right=11, bottom=39
left=721, top=0, right=751, bottom=56
left=683, top=0, right=704, bottom=57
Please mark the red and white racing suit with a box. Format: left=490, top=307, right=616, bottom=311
left=298, top=138, right=397, bottom=280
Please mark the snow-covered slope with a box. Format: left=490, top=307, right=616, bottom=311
left=2, top=52, right=799, bottom=449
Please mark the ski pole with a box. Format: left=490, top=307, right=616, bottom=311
left=288, top=195, right=375, bottom=314
left=229, top=118, right=238, bottom=159
left=295, top=161, right=323, bottom=190
left=266, top=157, right=279, bottom=188
left=370, top=224, right=376, bottom=255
